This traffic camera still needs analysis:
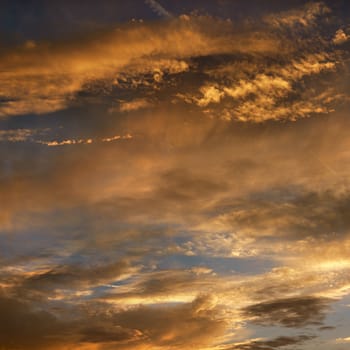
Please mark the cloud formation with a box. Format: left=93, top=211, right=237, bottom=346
left=242, top=296, right=331, bottom=328
left=2, top=2, right=350, bottom=350
left=2, top=1, right=347, bottom=122
left=0, top=16, right=281, bottom=117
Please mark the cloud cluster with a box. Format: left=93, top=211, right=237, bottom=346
left=2, top=2, right=346, bottom=122
left=1, top=2, right=350, bottom=350
left=0, top=15, right=280, bottom=117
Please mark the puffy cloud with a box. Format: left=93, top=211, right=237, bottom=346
left=196, top=85, right=225, bottom=107
left=333, top=29, right=350, bottom=45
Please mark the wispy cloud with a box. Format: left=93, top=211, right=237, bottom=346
left=145, top=0, right=173, bottom=19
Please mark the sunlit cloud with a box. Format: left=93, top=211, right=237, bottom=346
left=333, top=29, right=350, bottom=45
left=1, top=1, right=350, bottom=350
left=263, top=2, right=330, bottom=28
left=335, top=337, right=350, bottom=343
left=0, top=16, right=281, bottom=117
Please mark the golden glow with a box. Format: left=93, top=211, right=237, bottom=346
left=1, top=1, right=350, bottom=350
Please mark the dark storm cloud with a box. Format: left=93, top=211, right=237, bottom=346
left=242, top=296, right=331, bottom=328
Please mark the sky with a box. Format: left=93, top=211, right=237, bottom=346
left=1, top=1, right=350, bottom=349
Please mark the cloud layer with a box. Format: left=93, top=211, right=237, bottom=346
left=1, top=1, right=350, bottom=350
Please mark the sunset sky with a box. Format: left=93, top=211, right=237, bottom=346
left=1, top=1, right=350, bottom=349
